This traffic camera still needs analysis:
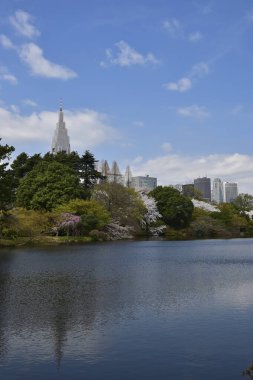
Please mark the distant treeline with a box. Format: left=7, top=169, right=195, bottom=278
left=1, top=138, right=253, bottom=247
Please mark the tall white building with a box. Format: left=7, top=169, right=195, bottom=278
left=224, top=182, right=238, bottom=203
left=51, top=103, right=70, bottom=154
left=212, top=178, right=224, bottom=204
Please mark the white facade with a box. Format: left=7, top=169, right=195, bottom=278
left=51, top=106, right=70, bottom=154
left=212, top=178, right=224, bottom=204
left=224, top=182, right=238, bottom=203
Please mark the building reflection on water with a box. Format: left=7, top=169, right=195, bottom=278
left=0, top=242, right=253, bottom=372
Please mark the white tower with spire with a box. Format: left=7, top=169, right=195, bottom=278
left=51, top=100, right=70, bottom=154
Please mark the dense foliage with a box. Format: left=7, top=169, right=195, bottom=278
left=0, top=139, right=15, bottom=210
left=92, top=182, right=146, bottom=226
left=150, top=186, right=194, bottom=229
left=16, top=161, right=86, bottom=211
left=1, top=138, right=253, bottom=245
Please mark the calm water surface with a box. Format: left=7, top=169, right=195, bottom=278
left=0, top=239, right=253, bottom=379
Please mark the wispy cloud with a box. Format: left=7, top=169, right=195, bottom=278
left=0, top=11, right=77, bottom=81
left=188, top=31, right=203, bottom=42
left=163, top=19, right=183, bottom=37
left=101, top=40, right=160, bottom=67
left=194, top=1, right=213, bottom=15
left=161, top=142, right=172, bottom=152
left=0, top=34, right=16, bottom=49
left=164, top=77, right=192, bottom=92
left=0, top=105, right=118, bottom=151
left=0, top=66, right=17, bottom=85
left=191, top=62, right=209, bottom=77
left=22, top=99, right=38, bottom=107
left=163, top=19, right=203, bottom=43
left=9, top=10, right=40, bottom=39
left=177, top=105, right=210, bottom=119
left=164, top=61, right=209, bottom=93
left=19, top=43, right=77, bottom=79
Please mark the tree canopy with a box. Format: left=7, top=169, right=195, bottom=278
left=233, top=193, right=253, bottom=213
left=16, top=161, right=86, bottom=211
left=150, top=186, right=194, bottom=229
left=92, top=182, right=146, bottom=226
left=0, top=139, right=15, bottom=210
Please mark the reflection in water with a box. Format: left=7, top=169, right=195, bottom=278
left=0, top=251, right=15, bottom=361
left=0, top=240, right=253, bottom=379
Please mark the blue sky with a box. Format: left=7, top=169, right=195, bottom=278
left=1, top=0, right=253, bottom=192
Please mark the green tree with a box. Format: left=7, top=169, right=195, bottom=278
left=16, top=161, right=85, bottom=211
left=233, top=193, right=253, bottom=213
left=11, top=152, right=42, bottom=195
left=150, top=186, right=194, bottom=229
left=79, top=150, right=103, bottom=195
left=92, top=182, right=146, bottom=226
left=43, top=151, right=81, bottom=173
left=11, top=152, right=42, bottom=179
left=0, top=139, right=15, bottom=210
left=55, top=198, right=110, bottom=231
left=212, top=203, right=247, bottom=227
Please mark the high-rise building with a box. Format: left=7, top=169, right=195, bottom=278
left=224, top=182, right=238, bottom=203
left=131, top=175, right=157, bottom=192
left=194, top=177, right=211, bottom=202
left=51, top=103, right=70, bottom=154
left=212, top=178, right=224, bottom=204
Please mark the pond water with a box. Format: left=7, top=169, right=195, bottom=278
left=0, top=239, right=253, bottom=379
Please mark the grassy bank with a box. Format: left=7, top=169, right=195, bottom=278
left=0, top=235, right=93, bottom=248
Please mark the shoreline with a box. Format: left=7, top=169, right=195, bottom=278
left=0, top=234, right=252, bottom=249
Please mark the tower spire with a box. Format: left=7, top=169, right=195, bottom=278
left=51, top=100, right=70, bottom=154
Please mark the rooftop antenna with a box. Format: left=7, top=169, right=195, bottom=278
left=59, top=98, right=63, bottom=111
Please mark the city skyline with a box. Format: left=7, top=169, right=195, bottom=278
left=1, top=1, right=253, bottom=192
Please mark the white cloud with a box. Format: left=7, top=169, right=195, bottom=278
left=163, top=19, right=203, bottom=43
left=132, top=152, right=253, bottom=193
left=132, top=155, right=143, bottom=164
left=163, top=19, right=183, bottom=37
left=177, top=105, right=210, bottom=119
left=164, top=77, right=192, bottom=92
left=22, top=99, right=38, bottom=107
left=188, top=31, right=203, bottom=42
left=164, top=62, right=209, bottom=93
left=161, top=142, right=172, bottom=153
left=19, top=43, right=77, bottom=79
left=0, top=106, right=118, bottom=151
left=0, top=66, right=17, bottom=85
left=101, top=40, right=160, bottom=67
left=10, top=105, right=19, bottom=113
left=9, top=10, right=40, bottom=39
left=0, top=34, right=16, bottom=49
left=190, top=62, right=209, bottom=78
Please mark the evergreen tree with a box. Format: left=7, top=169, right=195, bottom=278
left=11, top=152, right=42, bottom=190
left=0, top=139, right=15, bottom=210
left=79, top=150, right=103, bottom=194
left=43, top=151, right=81, bottom=173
